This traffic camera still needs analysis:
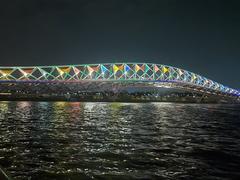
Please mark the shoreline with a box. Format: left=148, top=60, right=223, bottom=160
left=0, top=97, right=239, bottom=104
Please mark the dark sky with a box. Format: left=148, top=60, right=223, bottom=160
left=0, top=0, right=239, bottom=89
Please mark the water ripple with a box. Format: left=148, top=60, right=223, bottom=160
left=0, top=102, right=240, bottom=179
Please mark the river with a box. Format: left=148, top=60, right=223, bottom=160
left=0, top=101, right=240, bottom=179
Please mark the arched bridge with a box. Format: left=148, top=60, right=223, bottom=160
left=0, top=63, right=239, bottom=98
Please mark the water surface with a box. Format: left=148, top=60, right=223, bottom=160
left=0, top=101, right=240, bottom=179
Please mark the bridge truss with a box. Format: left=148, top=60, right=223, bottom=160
left=0, top=63, right=239, bottom=97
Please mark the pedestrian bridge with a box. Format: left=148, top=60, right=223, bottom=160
left=0, top=63, right=239, bottom=98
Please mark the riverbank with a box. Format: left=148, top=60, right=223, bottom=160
left=0, top=96, right=238, bottom=104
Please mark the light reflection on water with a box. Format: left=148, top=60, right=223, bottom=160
left=0, top=101, right=240, bottom=179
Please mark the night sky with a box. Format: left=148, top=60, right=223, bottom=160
left=0, top=0, right=239, bottom=89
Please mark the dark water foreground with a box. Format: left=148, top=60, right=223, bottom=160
left=0, top=102, right=240, bottom=180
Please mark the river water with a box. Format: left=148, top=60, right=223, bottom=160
left=0, top=101, right=240, bottom=179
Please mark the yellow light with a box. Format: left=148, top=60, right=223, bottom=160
left=162, top=66, right=168, bottom=73
left=113, top=65, right=119, bottom=73
left=57, top=67, right=65, bottom=76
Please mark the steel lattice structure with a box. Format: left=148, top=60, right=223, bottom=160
left=0, top=63, right=239, bottom=96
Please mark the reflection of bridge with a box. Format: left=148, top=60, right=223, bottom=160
left=0, top=63, right=239, bottom=102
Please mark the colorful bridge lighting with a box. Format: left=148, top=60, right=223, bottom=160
left=0, top=63, right=239, bottom=96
